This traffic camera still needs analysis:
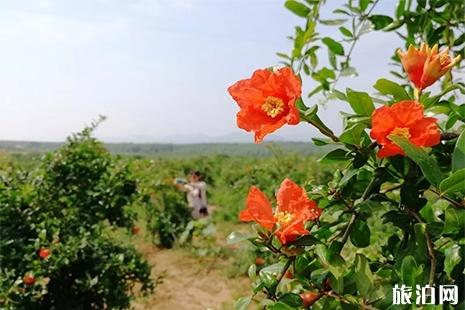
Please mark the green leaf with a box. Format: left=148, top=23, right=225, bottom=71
left=226, top=231, right=252, bottom=244
left=413, top=223, right=428, bottom=262
left=317, top=67, right=336, bottom=80
left=396, top=0, right=405, bottom=18
left=270, top=302, right=295, bottom=310
left=373, top=79, right=410, bottom=101
left=423, top=85, right=465, bottom=108
left=279, top=293, right=302, bottom=307
left=234, top=296, right=252, bottom=310
left=439, top=168, right=465, bottom=195
left=443, top=207, right=465, bottom=235
left=368, top=15, right=393, bottom=30
left=446, top=114, right=459, bottom=130
left=322, top=37, right=344, bottom=56
left=284, top=0, right=310, bottom=17
left=454, top=33, right=465, bottom=46
left=400, top=256, right=420, bottom=287
left=452, top=130, right=465, bottom=172
left=329, top=273, right=344, bottom=294
left=328, top=50, right=337, bottom=68
left=319, top=149, right=350, bottom=164
left=354, top=254, right=373, bottom=297
left=315, top=244, right=330, bottom=267
left=359, top=0, right=369, bottom=11
left=290, top=234, right=321, bottom=246
left=38, top=229, right=47, bottom=241
left=346, top=89, right=375, bottom=116
left=333, top=8, right=351, bottom=16
left=312, top=138, right=332, bottom=146
left=383, top=20, right=404, bottom=32
left=248, top=264, right=257, bottom=281
left=300, top=104, right=337, bottom=139
left=444, top=244, right=462, bottom=277
left=339, top=26, right=353, bottom=37
left=388, top=135, right=443, bottom=187
left=350, top=219, right=371, bottom=248
left=320, top=19, right=347, bottom=26
left=340, top=66, right=357, bottom=77
left=339, top=169, right=358, bottom=187
left=260, top=262, right=285, bottom=277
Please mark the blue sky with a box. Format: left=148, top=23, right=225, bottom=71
left=0, top=0, right=401, bottom=143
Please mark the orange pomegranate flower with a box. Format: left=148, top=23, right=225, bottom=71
left=397, top=43, right=461, bottom=90
left=239, top=178, right=322, bottom=244
left=227, top=67, right=301, bottom=143
left=370, top=101, right=441, bottom=158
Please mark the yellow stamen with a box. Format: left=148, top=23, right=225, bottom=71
left=262, top=96, right=285, bottom=118
left=439, top=53, right=451, bottom=67
left=275, top=211, right=294, bottom=225
left=391, top=127, right=411, bottom=139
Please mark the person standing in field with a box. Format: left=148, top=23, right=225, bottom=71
left=175, top=171, right=208, bottom=219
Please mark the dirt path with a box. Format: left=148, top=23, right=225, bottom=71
left=132, top=243, right=250, bottom=310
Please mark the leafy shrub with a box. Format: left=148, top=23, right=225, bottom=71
left=0, top=121, right=153, bottom=309
left=132, top=159, right=192, bottom=248
left=146, top=182, right=191, bottom=248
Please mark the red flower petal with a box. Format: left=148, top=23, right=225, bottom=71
left=370, top=105, right=397, bottom=144
left=276, top=179, right=320, bottom=220
left=409, top=117, right=441, bottom=147
left=389, top=101, right=424, bottom=127
left=371, top=101, right=440, bottom=158
left=377, top=142, right=405, bottom=158
left=275, top=221, right=309, bottom=244
left=274, top=179, right=321, bottom=244
left=228, top=67, right=302, bottom=143
left=240, top=186, right=276, bottom=230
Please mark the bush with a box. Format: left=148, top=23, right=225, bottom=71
left=0, top=121, right=153, bottom=309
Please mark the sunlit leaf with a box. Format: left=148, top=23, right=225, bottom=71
left=439, top=168, right=465, bottom=195
left=350, top=220, right=371, bottom=248
left=444, top=244, right=462, bottom=277
left=354, top=254, right=374, bottom=297
left=373, top=79, right=410, bottom=101
left=389, top=135, right=443, bottom=187
left=346, top=89, right=375, bottom=116
left=452, top=130, right=465, bottom=172
left=284, top=0, right=310, bottom=17
left=234, top=296, right=252, bottom=310
left=322, top=37, right=345, bottom=56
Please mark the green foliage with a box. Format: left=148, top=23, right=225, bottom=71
left=452, top=130, right=465, bottom=171
left=284, top=0, right=310, bottom=18
left=238, top=1, right=465, bottom=309
left=374, top=79, right=411, bottom=101
left=0, top=122, right=152, bottom=309
left=280, top=0, right=465, bottom=99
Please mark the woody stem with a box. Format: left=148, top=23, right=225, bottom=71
left=265, top=235, right=281, bottom=254
left=339, top=212, right=357, bottom=246
left=338, top=174, right=379, bottom=253
left=409, top=211, right=436, bottom=286
left=307, top=119, right=340, bottom=142
left=264, top=257, right=294, bottom=302
left=430, top=188, right=464, bottom=209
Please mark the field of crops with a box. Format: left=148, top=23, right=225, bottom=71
left=0, top=124, right=338, bottom=309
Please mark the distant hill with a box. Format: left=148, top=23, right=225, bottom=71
left=0, top=140, right=328, bottom=157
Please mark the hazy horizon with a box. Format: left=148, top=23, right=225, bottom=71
left=1, top=0, right=400, bottom=143
left=0, top=131, right=311, bottom=144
